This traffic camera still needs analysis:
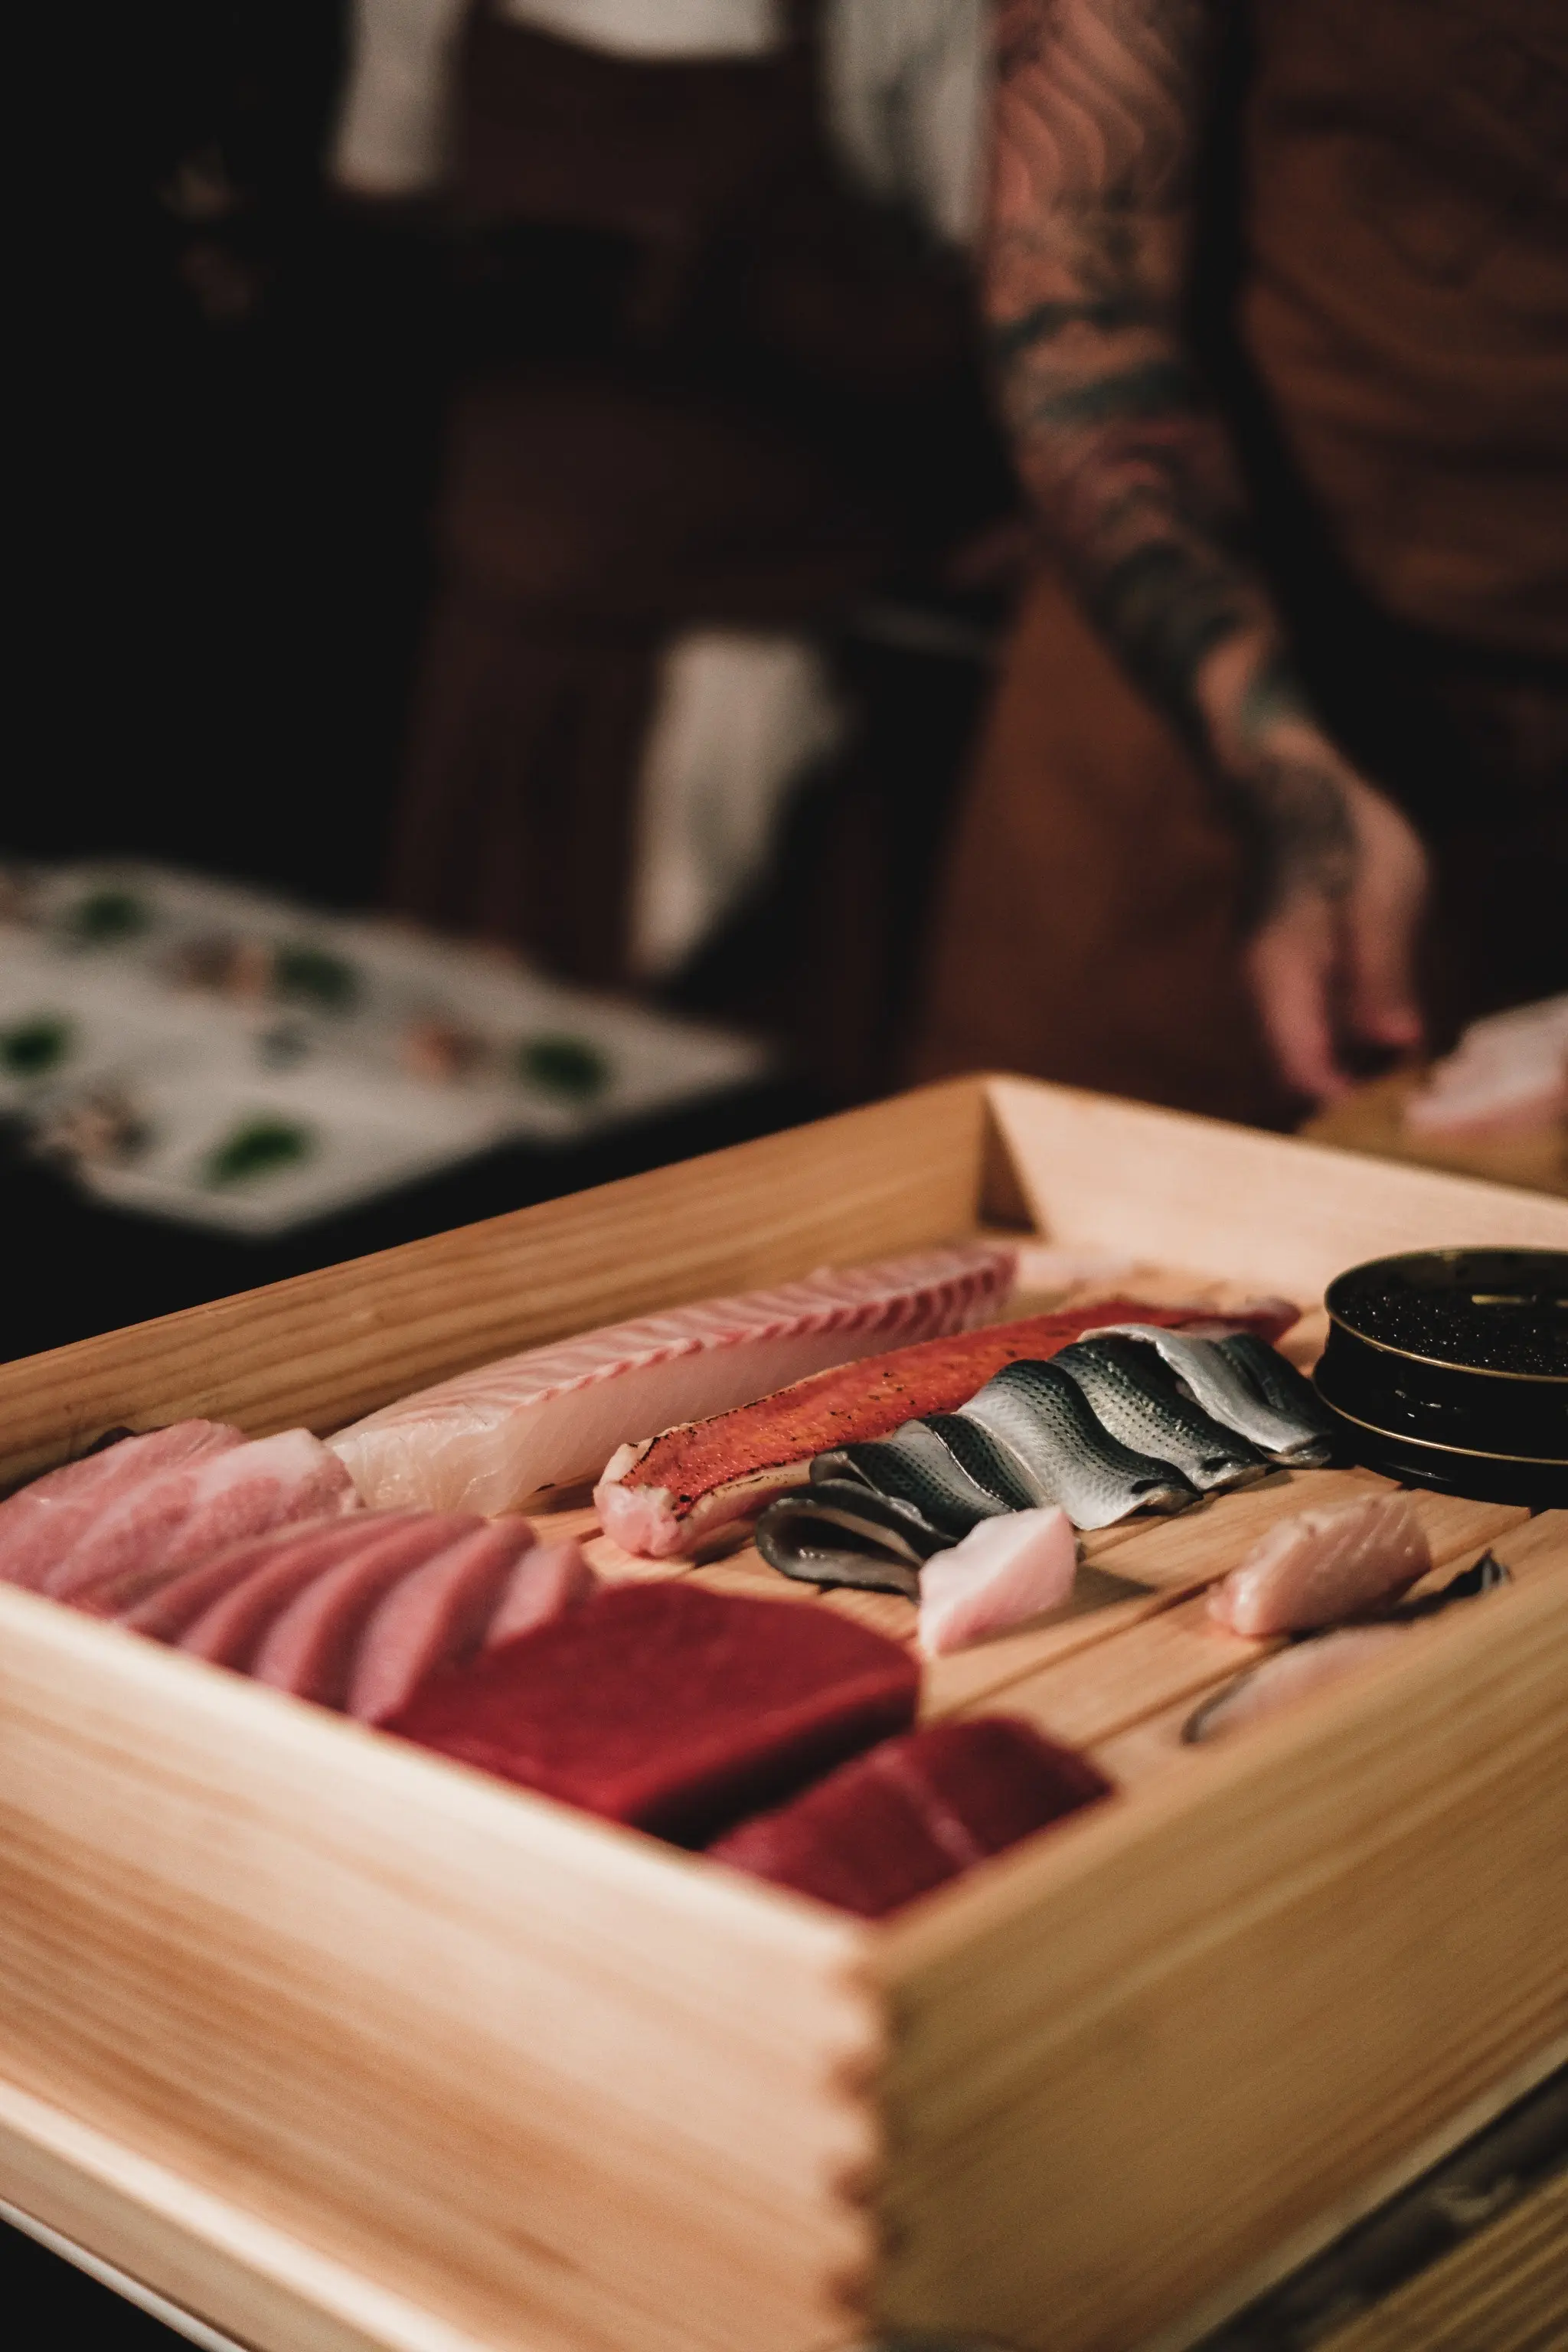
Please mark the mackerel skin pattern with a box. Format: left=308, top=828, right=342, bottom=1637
left=1215, top=1332, right=1337, bottom=1455
left=815, top=1423, right=1013, bottom=1541
left=1054, top=1334, right=1272, bottom=1493
left=1089, top=1327, right=1334, bottom=1465
left=755, top=1480, right=937, bottom=1598
left=959, top=1360, right=1197, bottom=1530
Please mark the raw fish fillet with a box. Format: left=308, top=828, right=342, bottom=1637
left=599, top=1298, right=1292, bottom=1557
left=121, top=1517, right=383, bottom=1646
left=1404, top=995, right=1568, bottom=1136
left=0, top=1422, right=244, bottom=1590
left=710, top=1717, right=1112, bottom=1916
left=253, top=1514, right=509, bottom=1709
left=349, top=1530, right=590, bottom=1724
left=0, top=1423, right=358, bottom=1609
left=384, top=1581, right=920, bottom=1845
left=330, top=1243, right=1015, bottom=1517
left=917, top=1507, right=1078, bottom=1657
left=1184, top=1627, right=1411, bottom=1743
left=1208, top=1490, right=1431, bottom=1637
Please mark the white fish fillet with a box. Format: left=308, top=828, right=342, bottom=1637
left=917, top=1506, right=1078, bottom=1658
left=1184, top=1626, right=1411, bottom=1742
left=328, top=1243, right=1016, bottom=1514
left=1208, top=1490, right=1431, bottom=1638
left=1405, top=995, right=1568, bottom=1136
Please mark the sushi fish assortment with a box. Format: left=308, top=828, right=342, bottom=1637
left=595, top=1296, right=1296, bottom=1557
left=754, top=1323, right=1333, bottom=1604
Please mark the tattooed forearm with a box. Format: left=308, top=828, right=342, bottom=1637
left=987, top=0, right=1331, bottom=815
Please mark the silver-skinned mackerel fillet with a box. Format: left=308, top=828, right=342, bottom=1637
left=1054, top=1334, right=1273, bottom=1493
left=1083, top=1327, right=1334, bottom=1465
left=958, top=1359, right=1197, bottom=1529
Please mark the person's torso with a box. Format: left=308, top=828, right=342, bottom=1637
left=1241, top=0, right=1568, bottom=660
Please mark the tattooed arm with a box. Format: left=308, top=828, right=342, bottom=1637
left=988, top=0, right=1428, bottom=1100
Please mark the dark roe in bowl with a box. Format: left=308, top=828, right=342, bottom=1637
left=1327, top=1250, right=1568, bottom=1377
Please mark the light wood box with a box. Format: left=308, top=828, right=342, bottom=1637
left=1, top=1076, right=1565, bottom=2352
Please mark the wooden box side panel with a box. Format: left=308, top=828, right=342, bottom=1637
left=0, top=1080, right=988, bottom=1490
left=871, top=1558, right=1568, bottom=2352
left=0, top=1590, right=879, bottom=2352
left=985, top=1077, right=1568, bottom=1298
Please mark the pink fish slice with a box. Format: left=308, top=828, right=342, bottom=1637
left=916, top=1507, right=1079, bottom=1658
left=45, top=1429, right=358, bottom=1608
left=250, top=1514, right=486, bottom=1708
left=347, top=1518, right=551, bottom=1725
left=0, top=1422, right=244, bottom=1592
left=181, top=1514, right=436, bottom=1671
left=1208, top=1490, right=1431, bottom=1638
left=123, top=1517, right=381, bottom=1644
left=482, top=1540, right=596, bottom=1650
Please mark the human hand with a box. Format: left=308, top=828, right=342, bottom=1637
left=1243, top=763, right=1430, bottom=1105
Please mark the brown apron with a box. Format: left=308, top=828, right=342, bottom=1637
left=387, top=5, right=986, bottom=985
left=916, top=0, right=1568, bottom=1119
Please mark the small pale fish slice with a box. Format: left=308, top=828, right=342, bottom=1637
left=482, top=1539, right=596, bottom=1649
left=0, top=1422, right=246, bottom=1592
left=182, top=1514, right=443, bottom=1672
left=918, top=1507, right=1078, bottom=1658
left=47, top=1429, right=359, bottom=1609
left=1208, top=1488, right=1432, bottom=1637
left=755, top=1480, right=942, bottom=1599
left=121, top=1517, right=380, bottom=1642
left=813, top=1423, right=1013, bottom=1544
left=958, top=1360, right=1197, bottom=1530
left=1054, top=1334, right=1272, bottom=1494
left=252, top=1515, right=482, bottom=1708
left=1183, top=1625, right=1412, bottom=1743
left=348, top=1517, right=554, bottom=1725
left=1086, top=1327, right=1334, bottom=1465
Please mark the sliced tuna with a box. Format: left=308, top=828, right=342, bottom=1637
left=0, top=1422, right=244, bottom=1591
left=250, top=1514, right=482, bottom=1707
left=916, top=1507, right=1079, bottom=1658
left=599, top=1298, right=1293, bottom=1558
left=1207, top=1489, right=1432, bottom=1638
left=128, top=1517, right=383, bottom=1647
left=328, top=1243, right=1016, bottom=1516
left=481, top=1539, right=596, bottom=1650
left=346, top=1517, right=566, bottom=1724
left=709, top=1717, right=1112, bottom=1916
left=384, top=1581, right=920, bottom=1845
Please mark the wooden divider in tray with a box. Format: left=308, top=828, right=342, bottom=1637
left=0, top=1076, right=1565, bottom=2352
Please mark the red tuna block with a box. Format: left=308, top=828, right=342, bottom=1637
left=710, top=1717, right=1112, bottom=1916
left=384, top=1581, right=920, bottom=1844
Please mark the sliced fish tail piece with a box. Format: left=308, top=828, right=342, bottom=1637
left=1208, top=1489, right=1432, bottom=1637
left=917, top=1506, right=1078, bottom=1658
left=957, top=1359, right=1197, bottom=1529
left=1084, top=1326, right=1334, bottom=1465
left=1054, top=1334, right=1272, bottom=1493
left=1184, top=1626, right=1413, bottom=1743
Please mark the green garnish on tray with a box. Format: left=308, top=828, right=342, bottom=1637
left=274, top=944, right=358, bottom=1011
left=203, top=1116, right=315, bottom=1187
left=516, top=1034, right=612, bottom=1100
left=64, top=888, right=149, bottom=946
left=0, top=1015, right=73, bottom=1076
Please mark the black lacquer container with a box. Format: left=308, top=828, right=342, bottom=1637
left=1315, top=1248, right=1568, bottom=1504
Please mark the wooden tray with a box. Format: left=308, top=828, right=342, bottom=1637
left=1, top=1076, right=1565, bottom=2352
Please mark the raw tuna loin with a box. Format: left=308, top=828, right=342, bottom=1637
left=710, top=1717, right=1112, bottom=1916
left=384, top=1580, right=920, bottom=1844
